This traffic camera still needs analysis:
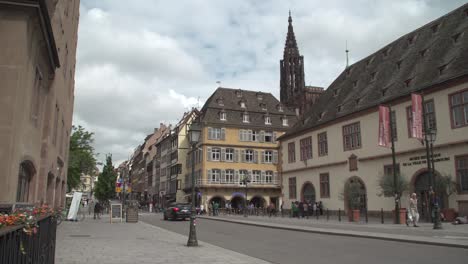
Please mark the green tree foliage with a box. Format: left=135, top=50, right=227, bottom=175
left=434, top=173, right=458, bottom=197
left=377, top=172, right=409, bottom=198
left=94, top=155, right=117, bottom=203
left=67, top=125, right=97, bottom=191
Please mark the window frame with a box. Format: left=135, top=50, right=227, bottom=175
left=288, top=142, right=296, bottom=163
left=220, top=111, right=227, bottom=121
left=342, top=122, right=362, bottom=151
left=265, top=116, right=272, bottom=125
left=243, top=113, right=250, bottom=123
left=265, top=171, right=273, bottom=183
left=455, top=155, right=468, bottom=194
left=317, top=132, right=328, bottom=157
left=288, top=177, right=297, bottom=199
left=245, top=149, right=254, bottom=162
left=449, top=89, right=468, bottom=129
left=225, top=169, right=234, bottom=183
left=211, top=148, right=221, bottom=161
left=300, top=136, right=313, bottom=161
left=225, top=148, right=234, bottom=162
left=264, top=150, right=273, bottom=163
left=320, top=173, right=330, bottom=198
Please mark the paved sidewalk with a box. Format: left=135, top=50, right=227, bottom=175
left=198, top=214, right=468, bottom=248
left=55, top=215, right=270, bottom=264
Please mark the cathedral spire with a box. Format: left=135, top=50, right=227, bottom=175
left=284, top=11, right=299, bottom=56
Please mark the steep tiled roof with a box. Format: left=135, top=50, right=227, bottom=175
left=200, top=87, right=297, bottom=129
left=282, top=4, right=468, bottom=139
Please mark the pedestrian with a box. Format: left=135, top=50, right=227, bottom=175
left=280, top=202, right=284, bottom=217
left=298, top=202, right=304, bottom=218
left=319, top=201, right=323, bottom=215
left=291, top=202, right=296, bottom=218
left=312, top=202, right=317, bottom=216
left=408, top=193, right=419, bottom=227
left=303, top=202, right=309, bottom=219
left=94, top=201, right=102, bottom=220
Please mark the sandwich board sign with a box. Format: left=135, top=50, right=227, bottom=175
left=110, top=203, right=122, bottom=223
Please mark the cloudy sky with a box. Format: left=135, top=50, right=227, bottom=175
left=74, top=0, right=466, bottom=166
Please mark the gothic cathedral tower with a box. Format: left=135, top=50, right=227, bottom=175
left=280, top=12, right=305, bottom=109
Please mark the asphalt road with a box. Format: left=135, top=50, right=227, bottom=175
left=140, top=214, right=468, bottom=264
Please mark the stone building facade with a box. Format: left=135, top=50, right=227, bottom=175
left=279, top=4, right=468, bottom=218
left=0, top=0, right=80, bottom=207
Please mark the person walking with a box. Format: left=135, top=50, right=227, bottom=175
left=319, top=201, right=323, bottom=215
left=298, top=202, right=304, bottom=218
left=312, top=202, right=317, bottom=216
left=303, top=202, right=309, bottom=219
left=408, top=193, right=419, bottom=227
left=94, top=201, right=102, bottom=220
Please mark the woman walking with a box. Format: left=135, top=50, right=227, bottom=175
left=408, top=193, right=419, bottom=227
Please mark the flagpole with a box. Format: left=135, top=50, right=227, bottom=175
left=388, top=105, right=399, bottom=224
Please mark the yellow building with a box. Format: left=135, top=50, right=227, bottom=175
left=186, top=88, right=297, bottom=210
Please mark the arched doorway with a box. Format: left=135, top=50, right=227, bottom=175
left=344, top=177, right=367, bottom=213
left=250, top=196, right=266, bottom=208
left=413, top=170, right=446, bottom=221
left=230, top=195, right=245, bottom=209
left=301, top=182, right=316, bottom=204
left=209, top=196, right=226, bottom=208
left=16, top=161, right=35, bottom=202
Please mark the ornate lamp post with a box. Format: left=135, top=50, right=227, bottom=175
left=187, top=123, right=201, bottom=247
left=241, top=174, right=251, bottom=217
left=427, top=128, right=442, bottom=229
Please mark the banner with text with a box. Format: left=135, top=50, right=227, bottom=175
left=378, top=105, right=391, bottom=147
left=411, top=93, right=423, bottom=139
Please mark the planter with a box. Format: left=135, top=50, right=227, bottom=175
left=352, top=209, right=360, bottom=222
left=399, top=208, right=407, bottom=224
left=441, top=208, right=456, bottom=222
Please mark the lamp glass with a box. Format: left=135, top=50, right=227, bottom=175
left=189, top=123, right=201, bottom=144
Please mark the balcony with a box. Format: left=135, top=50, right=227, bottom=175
left=185, top=179, right=280, bottom=189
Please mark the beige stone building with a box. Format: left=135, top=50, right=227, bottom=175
left=0, top=0, right=80, bottom=207
left=279, top=4, right=468, bottom=218
left=187, top=88, right=297, bottom=210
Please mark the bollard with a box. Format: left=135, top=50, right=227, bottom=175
left=381, top=208, right=384, bottom=224
left=338, top=208, right=341, bottom=222
left=316, top=210, right=319, bottom=220
left=326, top=208, right=329, bottom=221
left=365, top=207, right=368, bottom=223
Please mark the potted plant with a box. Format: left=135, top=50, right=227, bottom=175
left=377, top=171, right=409, bottom=224
left=434, top=173, right=458, bottom=221
left=345, top=180, right=365, bottom=222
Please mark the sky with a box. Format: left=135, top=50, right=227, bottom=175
left=73, top=0, right=467, bottom=167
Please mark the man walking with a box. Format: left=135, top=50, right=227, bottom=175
left=94, top=201, right=102, bottom=220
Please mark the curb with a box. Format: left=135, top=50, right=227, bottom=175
left=198, top=216, right=468, bottom=249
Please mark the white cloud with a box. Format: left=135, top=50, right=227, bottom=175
left=74, top=0, right=467, bottom=164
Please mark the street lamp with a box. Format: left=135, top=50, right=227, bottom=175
left=427, top=128, right=442, bottom=229
left=187, top=123, right=201, bottom=247
left=241, top=174, right=251, bottom=217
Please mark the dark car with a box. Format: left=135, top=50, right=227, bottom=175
left=163, top=203, right=191, bottom=221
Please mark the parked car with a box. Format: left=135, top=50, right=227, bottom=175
left=163, top=203, right=191, bottom=221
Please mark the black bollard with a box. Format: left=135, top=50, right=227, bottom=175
left=381, top=208, right=384, bottom=224
left=365, top=207, right=368, bottom=223
left=316, top=210, right=319, bottom=220
left=338, top=208, right=341, bottom=222
left=326, top=208, right=329, bottom=221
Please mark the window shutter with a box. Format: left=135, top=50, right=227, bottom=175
left=273, top=151, right=278, bottom=164
left=259, top=131, right=265, bottom=142
left=208, top=127, right=212, bottom=140
left=261, top=171, right=266, bottom=183
left=207, top=147, right=212, bottom=161
left=254, top=151, right=258, bottom=163
left=235, top=170, right=239, bottom=183
left=241, top=150, right=246, bottom=162
left=273, top=172, right=278, bottom=183
left=239, top=130, right=243, bottom=141
left=260, top=151, right=264, bottom=163
left=234, top=149, right=239, bottom=162
left=273, top=132, right=277, bottom=142
left=221, top=148, right=226, bottom=161
left=248, top=170, right=253, bottom=181
left=221, top=170, right=226, bottom=182
left=221, top=128, right=226, bottom=140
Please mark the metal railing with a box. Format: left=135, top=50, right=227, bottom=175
left=0, top=215, right=57, bottom=264
left=185, top=179, right=280, bottom=189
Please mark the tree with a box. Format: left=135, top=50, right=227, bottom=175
left=94, top=155, right=117, bottom=203
left=67, top=125, right=97, bottom=191
left=434, top=173, right=458, bottom=198
left=377, top=172, right=409, bottom=199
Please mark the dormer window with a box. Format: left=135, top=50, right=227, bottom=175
left=282, top=117, right=288, bottom=126
left=405, top=78, right=413, bottom=87
left=240, top=100, right=246, bottom=108
left=337, top=105, right=342, bottom=112
left=431, top=23, right=440, bottom=34
left=260, top=103, right=267, bottom=111
left=265, top=116, right=271, bottom=125
left=217, top=98, right=224, bottom=106
left=220, top=111, right=226, bottom=121
left=370, top=72, right=376, bottom=81
left=242, top=112, right=250, bottom=123
left=318, top=112, right=325, bottom=120
left=256, top=92, right=263, bottom=100
left=396, top=60, right=403, bottom=70
left=438, top=64, right=448, bottom=75
left=355, top=98, right=361, bottom=105
left=236, top=89, right=242, bottom=97
left=278, top=105, right=284, bottom=112
left=381, top=88, right=388, bottom=96
left=452, top=32, right=462, bottom=43
left=420, top=48, right=428, bottom=57
left=333, top=89, right=339, bottom=97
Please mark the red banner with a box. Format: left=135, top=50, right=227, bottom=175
left=411, top=93, right=423, bottom=139
left=378, top=105, right=391, bottom=147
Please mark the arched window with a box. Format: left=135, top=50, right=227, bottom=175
left=17, top=161, right=34, bottom=202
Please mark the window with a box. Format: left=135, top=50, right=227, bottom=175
left=264, top=150, right=273, bottom=163
left=264, top=131, right=274, bottom=142
left=384, top=164, right=400, bottom=179
left=225, top=148, right=234, bottom=162
left=424, top=100, right=437, bottom=131
left=252, top=131, right=259, bottom=142
left=252, top=170, right=261, bottom=183
left=217, top=98, right=224, bottom=106
left=288, top=142, right=296, bottom=163
left=289, top=177, right=297, bottom=199
left=456, top=155, right=468, bottom=192
left=318, top=132, right=328, bottom=156
left=236, top=90, right=242, bottom=97
left=300, top=136, right=312, bottom=161
left=320, top=173, right=330, bottom=198
left=208, top=127, right=225, bottom=140
left=245, top=150, right=254, bottom=162
left=53, top=104, right=59, bottom=145
left=260, top=103, right=267, bottom=110
left=265, top=171, right=273, bottom=183
left=390, top=111, right=398, bottom=141
left=265, top=116, right=271, bottom=125
left=282, top=117, right=289, bottom=126
left=243, top=113, right=250, bottom=123
left=450, top=90, right=468, bottom=128
left=343, top=122, right=361, bottom=151
left=16, top=162, right=33, bottom=202
left=349, top=155, right=358, bottom=171
left=240, top=101, right=246, bottom=108
left=30, top=68, right=43, bottom=127
left=278, top=105, right=284, bottom=112
left=211, top=148, right=221, bottom=161
left=225, top=169, right=234, bottom=183
left=220, top=111, right=226, bottom=121
left=239, top=129, right=252, bottom=141
left=209, top=169, right=220, bottom=183
left=239, top=170, right=248, bottom=185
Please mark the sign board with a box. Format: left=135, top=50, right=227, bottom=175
left=67, top=192, right=83, bottom=221
left=110, top=203, right=122, bottom=223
